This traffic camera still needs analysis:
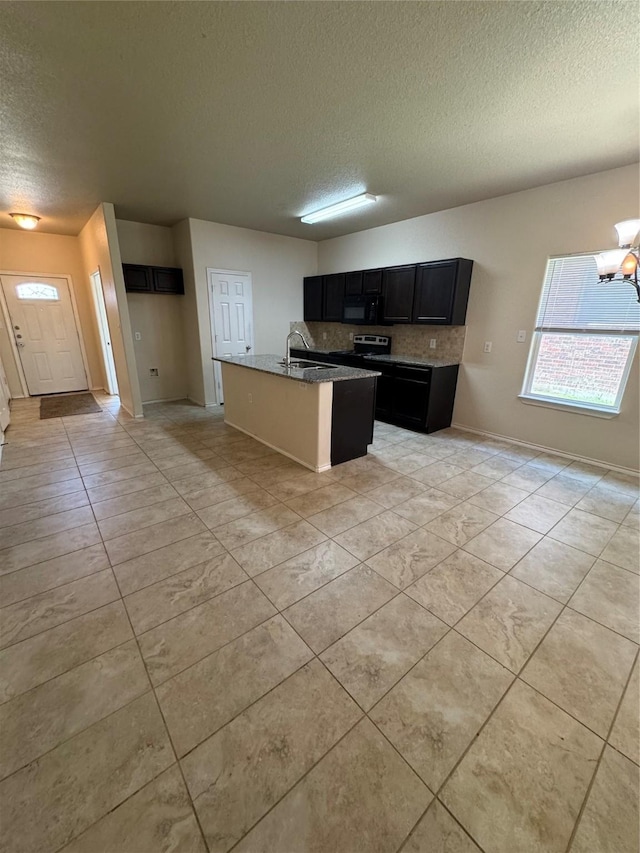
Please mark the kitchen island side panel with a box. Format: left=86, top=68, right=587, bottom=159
left=220, top=362, right=333, bottom=471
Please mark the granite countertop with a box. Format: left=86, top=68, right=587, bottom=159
left=294, top=348, right=460, bottom=369
left=213, top=355, right=381, bottom=383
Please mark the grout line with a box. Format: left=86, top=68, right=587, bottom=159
left=66, top=413, right=211, bottom=852
left=563, top=645, right=640, bottom=853
left=1, top=404, right=637, bottom=853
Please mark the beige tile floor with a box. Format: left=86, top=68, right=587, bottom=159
left=0, top=394, right=638, bottom=853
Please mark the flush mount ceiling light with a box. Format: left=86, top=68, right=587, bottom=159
left=10, top=213, right=41, bottom=230
left=594, top=218, right=640, bottom=302
left=301, top=193, right=377, bottom=225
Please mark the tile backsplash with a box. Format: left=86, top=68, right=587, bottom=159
left=290, top=321, right=466, bottom=362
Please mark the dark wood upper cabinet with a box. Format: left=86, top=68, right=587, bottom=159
left=362, top=269, right=383, bottom=294
left=302, top=258, right=472, bottom=325
left=345, top=271, right=363, bottom=296
left=122, top=264, right=153, bottom=293
left=382, top=265, right=416, bottom=323
left=323, top=273, right=345, bottom=321
left=303, top=276, right=323, bottom=321
left=123, top=264, right=184, bottom=295
left=152, top=267, right=184, bottom=294
left=413, top=259, right=473, bottom=325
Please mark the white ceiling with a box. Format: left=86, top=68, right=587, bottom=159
left=0, top=1, right=638, bottom=239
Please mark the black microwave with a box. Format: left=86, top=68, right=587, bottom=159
left=342, top=294, right=382, bottom=325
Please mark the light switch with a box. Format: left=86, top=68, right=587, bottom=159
left=483, top=341, right=492, bottom=353
left=429, top=339, right=437, bottom=349
left=517, top=330, right=527, bottom=343
left=135, top=332, right=142, bottom=341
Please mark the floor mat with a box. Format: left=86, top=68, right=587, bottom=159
left=40, top=392, right=102, bottom=419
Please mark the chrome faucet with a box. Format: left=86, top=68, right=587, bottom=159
left=285, top=330, right=310, bottom=367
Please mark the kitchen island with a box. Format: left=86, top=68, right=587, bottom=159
left=213, top=355, right=380, bottom=471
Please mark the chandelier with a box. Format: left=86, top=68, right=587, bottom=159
left=594, top=219, right=640, bottom=302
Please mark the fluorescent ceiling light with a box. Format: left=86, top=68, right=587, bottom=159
left=301, top=193, right=377, bottom=224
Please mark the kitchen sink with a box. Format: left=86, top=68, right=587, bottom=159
left=279, top=360, right=338, bottom=370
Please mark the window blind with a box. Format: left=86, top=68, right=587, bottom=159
left=536, top=254, right=640, bottom=333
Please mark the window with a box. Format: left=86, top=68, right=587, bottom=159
left=521, top=254, right=639, bottom=416
left=15, top=283, right=59, bottom=300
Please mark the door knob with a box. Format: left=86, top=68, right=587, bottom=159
left=246, top=345, right=252, bottom=352
left=16, top=342, right=25, bottom=348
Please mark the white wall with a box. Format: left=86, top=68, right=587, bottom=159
left=318, top=165, right=640, bottom=471
left=180, top=218, right=317, bottom=405
left=79, top=204, right=143, bottom=418
left=116, top=219, right=176, bottom=267
left=116, top=220, right=188, bottom=403
left=172, top=219, right=203, bottom=405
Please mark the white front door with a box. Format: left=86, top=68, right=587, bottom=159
left=1, top=274, right=88, bottom=395
left=208, top=270, right=254, bottom=404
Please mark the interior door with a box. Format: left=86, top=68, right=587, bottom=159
left=208, top=270, right=254, bottom=404
left=91, top=270, right=119, bottom=395
left=0, top=356, right=10, bottom=432
left=1, top=274, right=88, bottom=395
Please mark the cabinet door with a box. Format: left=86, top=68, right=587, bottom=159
left=122, top=264, right=152, bottom=293
left=323, top=273, right=345, bottom=321
left=413, top=262, right=457, bottom=324
left=362, top=269, right=383, bottom=294
left=345, top=272, right=363, bottom=296
left=363, top=360, right=393, bottom=419
left=391, top=375, right=430, bottom=428
left=152, top=267, right=184, bottom=294
left=303, top=276, right=323, bottom=321
left=382, top=266, right=416, bottom=323
left=413, top=259, right=473, bottom=325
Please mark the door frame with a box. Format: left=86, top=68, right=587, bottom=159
left=207, top=268, right=254, bottom=405
left=90, top=268, right=118, bottom=395
left=0, top=270, right=93, bottom=397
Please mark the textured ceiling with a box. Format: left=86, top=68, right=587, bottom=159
left=0, top=1, right=638, bottom=239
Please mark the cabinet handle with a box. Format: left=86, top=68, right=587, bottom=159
left=419, top=316, right=447, bottom=320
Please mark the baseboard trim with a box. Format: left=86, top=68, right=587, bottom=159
left=142, top=396, right=190, bottom=405
left=224, top=418, right=331, bottom=473
left=186, top=396, right=224, bottom=410
left=451, top=421, right=640, bottom=477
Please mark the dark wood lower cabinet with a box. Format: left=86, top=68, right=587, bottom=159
left=294, top=349, right=460, bottom=434
left=391, top=369, right=430, bottom=429
left=378, top=363, right=459, bottom=433
left=330, top=378, right=376, bottom=465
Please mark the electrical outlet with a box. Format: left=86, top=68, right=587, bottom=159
left=349, top=332, right=354, bottom=341
left=483, top=342, right=492, bottom=353
left=248, top=393, right=252, bottom=403
left=149, top=368, right=158, bottom=376
left=134, top=332, right=142, bottom=341
left=322, top=332, right=327, bottom=341
left=517, top=330, right=527, bottom=343
left=429, top=339, right=437, bottom=349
